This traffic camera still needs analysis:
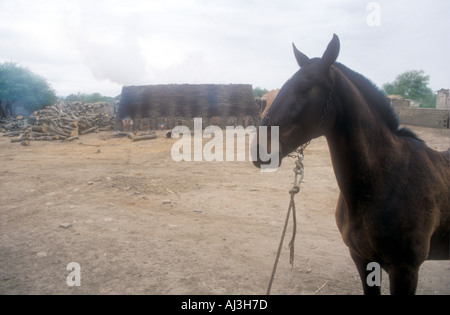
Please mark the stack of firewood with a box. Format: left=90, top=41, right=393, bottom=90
left=1, top=102, right=115, bottom=144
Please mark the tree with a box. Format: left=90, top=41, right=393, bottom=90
left=253, top=87, right=269, bottom=98
left=65, top=93, right=82, bottom=102
left=64, top=92, right=120, bottom=104
left=383, top=70, right=436, bottom=108
left=0, top=62, right=57, bottom=117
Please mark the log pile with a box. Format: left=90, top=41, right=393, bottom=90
left=1, top=102, right=115, bottom=144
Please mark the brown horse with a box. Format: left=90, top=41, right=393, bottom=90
left=253, top=34, right=449, bottom=294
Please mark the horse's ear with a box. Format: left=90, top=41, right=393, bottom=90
left=293, top=43, right=310, bottom=68
left=321, top=34, right=340, bottom=69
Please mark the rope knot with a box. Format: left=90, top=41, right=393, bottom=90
left=289, top=186, right=300, bottom=195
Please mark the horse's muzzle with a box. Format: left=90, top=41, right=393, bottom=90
left=252, top=142, right=283, bottom=170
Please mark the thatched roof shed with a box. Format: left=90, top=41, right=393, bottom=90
left=115, top=84, right=260, bottom=130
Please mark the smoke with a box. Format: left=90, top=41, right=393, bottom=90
left=62, top=0, right=149, bottom=86
left=79, top=33, right=148, bottom=86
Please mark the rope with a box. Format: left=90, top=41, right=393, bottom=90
left=265, top=67, right=332, bottom=295
left=266, top=147, right=306, bottom=295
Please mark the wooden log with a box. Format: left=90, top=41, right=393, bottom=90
left=12, top=135, right=61, bottom=142
left=38, top=117, right=57, bottom=125
left=111, top=132, right=129, bottom=138
left=31, top=124, right=48, bottom=133
left=11, top=137, right=25, bottom=143
left=3, top=130, right=21, bottom=137
left=135, top=131, right=156, bottom=136
left=61, top=126, right=76, bottom=134
left=30, top=132, right=56, bottom=137
left=33, top=136, right=61, bottom=141
left=80, top=126, right=98, bottom=135
left=82, top=120, right=94, bottom=129
left=47, top=125, right=69, bottom=138
left=62, top=121, right=78, bottom=129
left=133, top=134, right=157, bottom=142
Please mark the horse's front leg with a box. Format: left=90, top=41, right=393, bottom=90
left=387, top=265, right=419, bottom=295
left=349, top=250, right=381, bottom=295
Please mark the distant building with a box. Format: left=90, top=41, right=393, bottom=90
left=436, top=89, right=449, bottom=109
left=115, top=84, right=260, bottom=131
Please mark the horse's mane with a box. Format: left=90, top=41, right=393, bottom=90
left=335, top=62, right=422, bottom=141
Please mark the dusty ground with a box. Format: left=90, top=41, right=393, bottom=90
left=0, top=125, right=449, bottom=295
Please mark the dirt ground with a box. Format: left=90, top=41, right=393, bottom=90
left=0, top=125, right=449, bottom=295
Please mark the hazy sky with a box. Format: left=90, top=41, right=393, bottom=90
left=0, top=0, right=448, bottom=97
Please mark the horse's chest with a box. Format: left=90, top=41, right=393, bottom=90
left=335, top=197, right=380, bottom=258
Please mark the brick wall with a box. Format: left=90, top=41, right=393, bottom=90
left=393, top=107, right=449, bottom=129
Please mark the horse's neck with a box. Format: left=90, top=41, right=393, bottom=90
left=324, top=69, right=399, bottom=201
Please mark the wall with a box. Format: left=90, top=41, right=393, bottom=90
left=393, top=107, right=449, bottom=128
left=390, top=96, right=449, bottom=129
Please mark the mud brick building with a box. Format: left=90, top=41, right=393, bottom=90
left=115, top=84, right=260, bottom=131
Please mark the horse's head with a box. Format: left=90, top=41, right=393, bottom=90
left=253, top=34, right=340, bottom=169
